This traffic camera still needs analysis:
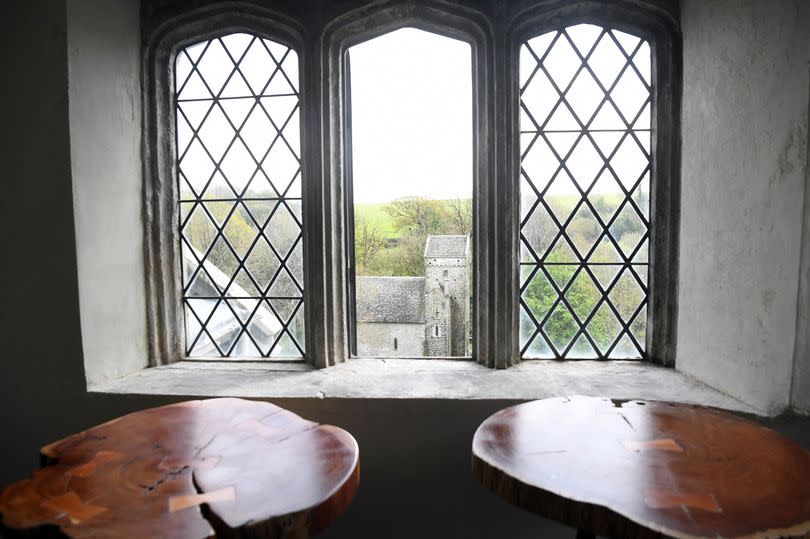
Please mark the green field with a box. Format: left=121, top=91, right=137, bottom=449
left=355, top=194, right=637, bottom=242
left=354, top=199, right=473, bottom=241
left=354, top=202, right=401, bottom=239
left=354, top=202, right=402, bottom=239
left=352, top=198, right=473, bottom=276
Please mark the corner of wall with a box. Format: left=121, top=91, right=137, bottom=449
left=677, top=0, right=809, bottom=415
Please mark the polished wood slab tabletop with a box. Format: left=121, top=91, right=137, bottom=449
left=0, top=398, right=359, bottom=538
left=472, top=396, right=810, bottom=539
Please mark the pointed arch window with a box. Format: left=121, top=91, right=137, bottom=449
left=518, top=24, right=652, bottom=360
left=345, top=27, right=474, bottom=360
left=175, top=33, right=305, bottom=358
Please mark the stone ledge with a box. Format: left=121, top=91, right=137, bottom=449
left=90, top=359, right=763, bottom=415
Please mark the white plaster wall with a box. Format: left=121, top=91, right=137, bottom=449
left=792, top=66, right=810, bottom=415
left=679, top=0, right=810, bottom=414
left=66, top=0, right=148, bottom=386
left=357, top=322, right=424, bottom=357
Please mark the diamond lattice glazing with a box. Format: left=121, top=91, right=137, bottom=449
left=519, top=24, right=651, bottom=360
left=175, top=33, right=305, bottom=358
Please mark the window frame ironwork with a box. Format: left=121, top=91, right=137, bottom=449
left=506, top=3, right=681, bottom=366
left=174, top=32, right=306, bottom=359
left=517, top=24, right=652, bottom=360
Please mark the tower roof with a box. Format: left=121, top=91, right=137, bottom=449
left=355, top=276, right=426, bottom=324
left=424, top=235, right=469, bottom=259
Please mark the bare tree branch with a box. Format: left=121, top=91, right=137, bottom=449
left=354, top=215, right=387, bottom=273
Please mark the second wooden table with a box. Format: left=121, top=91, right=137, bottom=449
left=473, top=396, right=810, bottom=539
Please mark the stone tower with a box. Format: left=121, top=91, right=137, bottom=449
left=423, top=235, right=470, bottom=356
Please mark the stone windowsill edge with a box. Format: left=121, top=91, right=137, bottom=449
left=88, top=358, right=764, bottom=416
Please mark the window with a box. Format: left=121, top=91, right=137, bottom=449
left=518, top=25, right=651, bottom=360
left=347, top=28, right=473, bottom=359
left=143, top=1, right=679, bottom=370
left=174, top=33, right=304, bottom=358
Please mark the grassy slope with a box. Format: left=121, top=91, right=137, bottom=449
left=355, top=194, right=628, bottom=241
left=354, top=202, right=401, bottom=239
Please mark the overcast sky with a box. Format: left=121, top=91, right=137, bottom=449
left=177, top=26, right=650, bottom=206
left=347, top=25, right=649, bottom=205
left=348, top=28, right=473, bottom=204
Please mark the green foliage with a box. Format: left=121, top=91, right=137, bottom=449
left=183, top=200, right=303, bottom=296
left=384, top=197, right=446, bottom=236
left=520, top=193, right=648, bottom=357
left=354, top=197, right=472, bottom=276
left=522, top=259, right=646, bottom=357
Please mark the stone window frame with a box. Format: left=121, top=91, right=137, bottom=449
left=143, top=5, right=311, bottom=366
left=143, top=1, right=680, bottom=370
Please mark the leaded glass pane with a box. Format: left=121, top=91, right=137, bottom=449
left=176, top=33, right=304, bottom=358
left=519, top=24, right=651, bottom=360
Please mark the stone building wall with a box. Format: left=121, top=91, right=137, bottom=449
left=424, top=283, right=452, bottom=356
left=356, top=236, right=470, bottom=357
left=357, top=322, right=424, bottom=357
left=424, top=250, right=470, bottom=356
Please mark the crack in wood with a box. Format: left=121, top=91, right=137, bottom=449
left=620, top=413, right=636, bottom=431
left=138, top=465, right=191, bottom=492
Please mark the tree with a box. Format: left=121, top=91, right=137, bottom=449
left=522, top=205, right=557, bottom=257
left=378, top=197, right=447, bottom=276
left=354, top=215, right=387, bottom=273
left=393, top=232, right=428, bottom=276
left=384, top=196, right=444, bottom=235
left=444, top=198, right=472, bottom=235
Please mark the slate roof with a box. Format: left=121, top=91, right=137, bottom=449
left=356, top=276, right=426, bottom=324
left=424, top=235, right=469, bottom=258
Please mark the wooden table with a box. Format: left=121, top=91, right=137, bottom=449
left=0, top=398, right=359, bottom=538
left=472, top=396, right=810, bottom=539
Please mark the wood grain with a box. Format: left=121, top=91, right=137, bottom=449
left=0, top=398, right=359, bottom=538
left=472, top=396, right=810, bottom=539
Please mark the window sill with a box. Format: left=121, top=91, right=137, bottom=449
left=90, top=359, right=761, bottom=414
